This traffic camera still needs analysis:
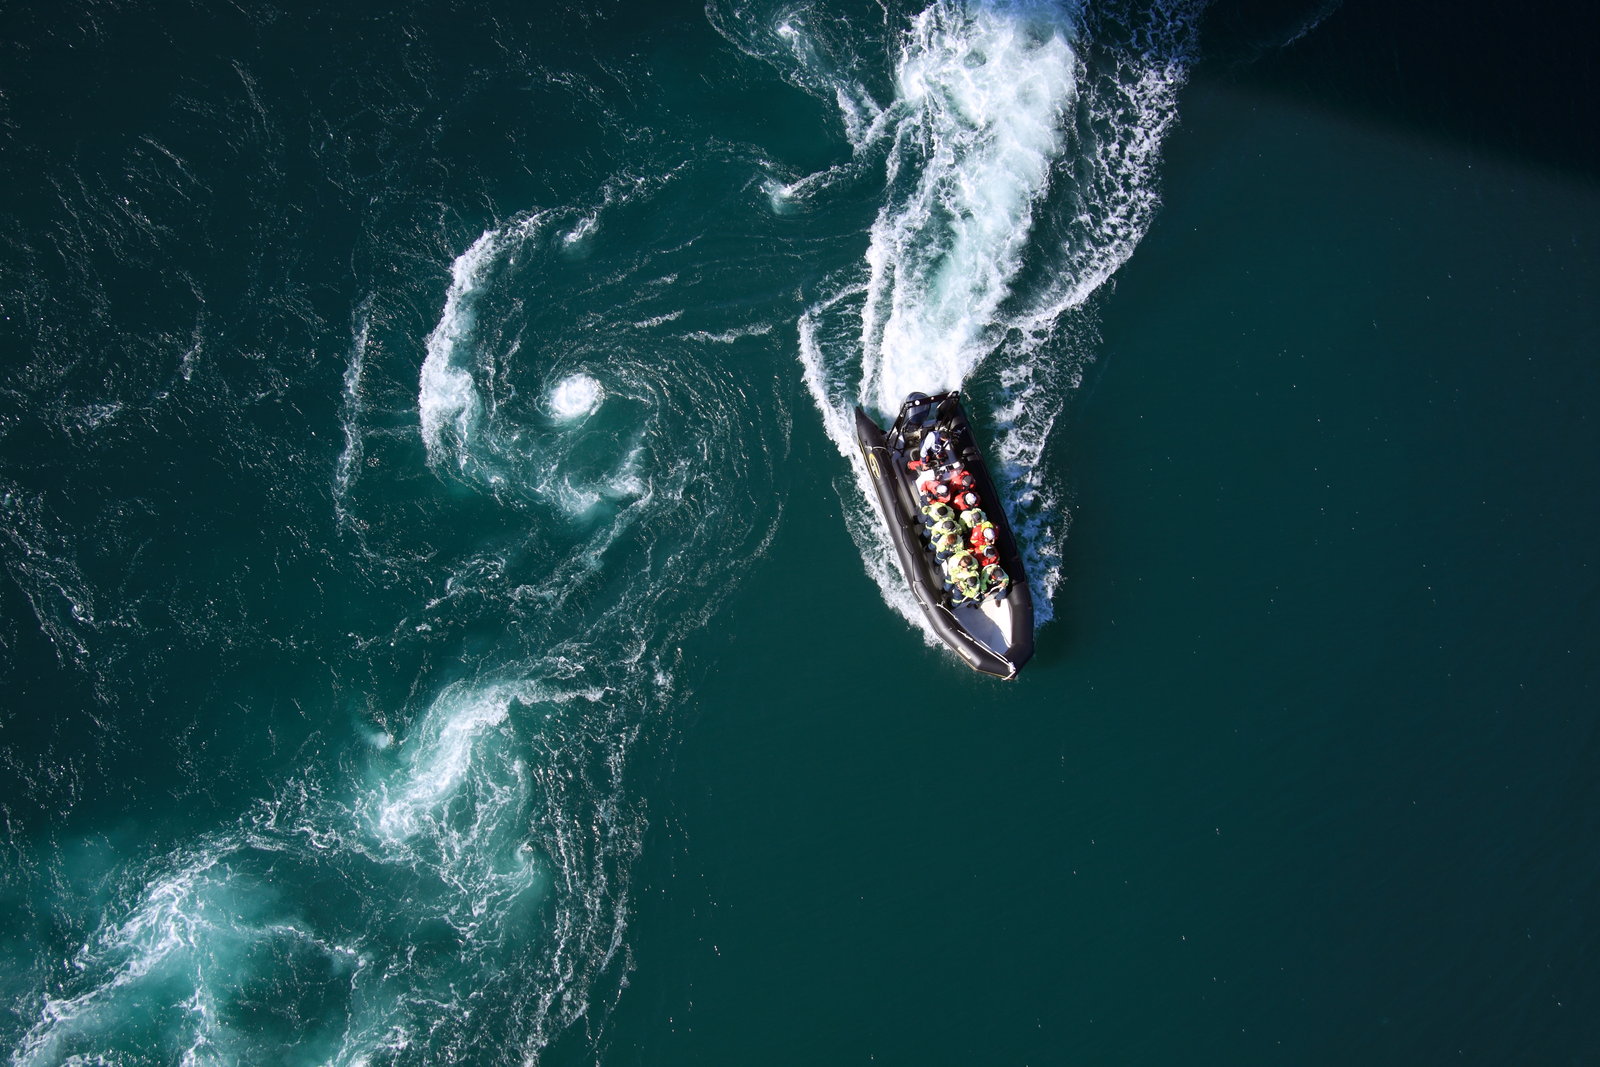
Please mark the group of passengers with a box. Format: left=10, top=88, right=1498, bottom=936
left=907, top=429, right=1011, bottom=607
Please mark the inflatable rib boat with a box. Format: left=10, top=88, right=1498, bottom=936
left=855, top=391, right=1034, bottom=679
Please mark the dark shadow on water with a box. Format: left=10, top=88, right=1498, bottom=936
left=1200, top=0, right=1600, bottom=181
left=1025, top=610, right=1075, bottom=675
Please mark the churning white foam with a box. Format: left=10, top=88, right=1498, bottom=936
left=371, top=682, right=516, bottom=846
left=548, top=373, right=604, bottom=421
left=12, top=850, right=360, bottom=1067
left=860, top=0, right=1079, bottom=415
left=418, top=214, right=544, bottom=469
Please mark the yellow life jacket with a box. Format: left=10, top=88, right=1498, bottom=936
left=944, top=550, right=978, bottom=580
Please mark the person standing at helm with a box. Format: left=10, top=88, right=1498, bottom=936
left=920, top=429, right=952, bottom=467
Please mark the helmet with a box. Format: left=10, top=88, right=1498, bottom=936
left=982, top=527, right=996, bottom=543
left=958, top=492, right=978, bottom=509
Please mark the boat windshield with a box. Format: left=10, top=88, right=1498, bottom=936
left=892, top=391, right=959, bottom=448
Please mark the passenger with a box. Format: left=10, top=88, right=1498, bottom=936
left=978, top=550, right=1000, bottom=569
left=982, top=564, right=1010, bottom=600
left=951, top=468, right=975, bottom=492
left=928, top=518, right=962, bottom=553
left=959, top=506, right=987, bottom=530
left=953, top=491, right=980, bottom=513
left=969, top=522, right=998, bottom=552
left=933, top=530, right=963, bottom=559
left=954, top=571, right=983, bottom=605
left=943, top=549, right=979, bottom=584
left=921, top=501, right=956, bottom=526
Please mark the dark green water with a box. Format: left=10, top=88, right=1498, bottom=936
left=3, top=0, right=1597, bottom=1064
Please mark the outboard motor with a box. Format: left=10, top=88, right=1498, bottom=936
left=896, top=392, right=939, bottom=434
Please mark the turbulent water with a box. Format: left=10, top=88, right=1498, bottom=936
left=0, top=0, right=1197, bottom=1061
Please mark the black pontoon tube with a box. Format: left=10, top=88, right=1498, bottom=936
left=854, top=392, right=1034, bottom=678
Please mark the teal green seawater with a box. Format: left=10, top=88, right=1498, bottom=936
left=2, top=0, right=1597, bottom=1064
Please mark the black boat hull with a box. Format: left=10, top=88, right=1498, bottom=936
left=854, top=393, right=1035, bottom=679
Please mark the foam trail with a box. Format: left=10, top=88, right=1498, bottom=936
left=860, top=0, right=1080, bottom=416
left=796, top=282, right=927, bottom=634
